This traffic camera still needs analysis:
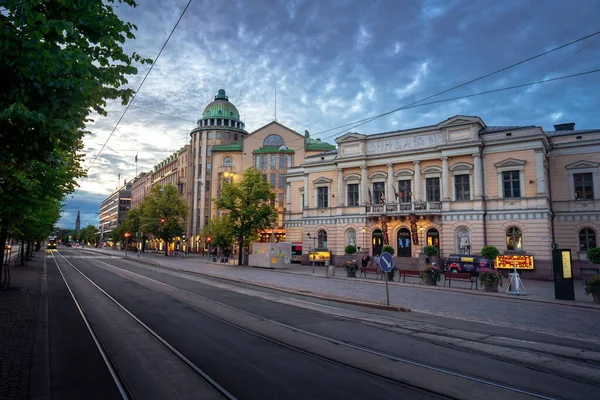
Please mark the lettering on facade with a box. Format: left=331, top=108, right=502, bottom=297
left=448, top=130, right=471, bottom=141
left=367, top=134, right=442, bottom=155
left=342, top=144, right=361, bottom=156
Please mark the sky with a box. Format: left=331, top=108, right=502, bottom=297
left=59, top=0, right=600, bottom=228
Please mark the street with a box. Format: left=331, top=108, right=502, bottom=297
left=34, top=248, right=600, bottom=399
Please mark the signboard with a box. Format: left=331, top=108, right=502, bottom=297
left=561, top=251, right=572, bottom=279
left=461, top=257, right=474, bottom=263
left=380, top=252, right=394, bottom=273
left=495, top=255, right=534, bottom=269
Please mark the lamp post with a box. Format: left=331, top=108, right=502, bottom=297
left=307, top=232, right=316, bottom=274
left=362, top=227, right=366, bottom=254
left=124, top=232, right=130, bottom=257
left=419, top=226, right=424, bottom=247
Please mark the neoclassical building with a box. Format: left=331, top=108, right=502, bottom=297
left=285, top=116, right=600, bottom=279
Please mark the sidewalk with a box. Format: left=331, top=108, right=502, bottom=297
left=0, top=251, right=43, bottom=400
left=86, top=247, right=600, bottom=344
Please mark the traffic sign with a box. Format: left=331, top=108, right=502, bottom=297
left=380, top=252, right=394, bottom=272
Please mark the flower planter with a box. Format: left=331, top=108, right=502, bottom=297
left=424, top=273, right=437, bottom=286
left=347, top=271, right=356, bottom=278
left=483, top=282, right=499, bottom=292
left=592, top=292, right=600, bottom=304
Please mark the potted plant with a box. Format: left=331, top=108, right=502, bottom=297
left=478, top=268, right=503, bottom=292
left=481, top=245, right=500, bottom=266
left=345, top=245, right=357, bottom=255
left=345, top=260, right=358, bottom=278
left=423, top=245, right=438, bottom=268
left=420, top=265, right=441, bottom=285
left=381, top=245, right=396, bottom=281
left=585, top=248, right=600, bottom=303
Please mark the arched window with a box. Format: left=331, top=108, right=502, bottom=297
left=264, top=134, right=285, bottom=147
left=223, top=157, right=232, bottom=167
left=506, top=227, right=523, bottom=251
left=579, top=228, right=597, bottom=252
left=427, top=229, right=440, bottom=249
left=318, top=230, right=327, bottom=249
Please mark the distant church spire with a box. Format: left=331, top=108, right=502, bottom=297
left=75, top=211, right=81, bottom=236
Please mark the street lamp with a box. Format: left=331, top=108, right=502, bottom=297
left=307, top=232, right=316, bottom=274
left=124, top=232, right=130, bottom=257
left=419, top=226, right=424, bottom=247
left=362, top=227, right=366, bottom=254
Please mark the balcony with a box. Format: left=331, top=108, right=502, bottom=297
left=367, top=201, right=442, bottom=215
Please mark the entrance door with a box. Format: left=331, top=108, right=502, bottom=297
left=397, top=228, right=411, bottom=257
left=372, top=229, right=383, bottom=256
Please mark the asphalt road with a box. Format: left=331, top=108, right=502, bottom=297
left=40, top=248, right=600, bottom=400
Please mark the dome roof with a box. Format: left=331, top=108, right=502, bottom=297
left=201, top=89, right=240, bottom=121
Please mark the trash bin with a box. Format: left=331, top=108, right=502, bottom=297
left=326, top=262, right=335, bottom=277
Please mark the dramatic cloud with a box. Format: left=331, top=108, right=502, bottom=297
left=59, top=0, right=600, bottom=227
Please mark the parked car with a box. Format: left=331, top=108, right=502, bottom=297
left=443, top=254, right=492, bottom=273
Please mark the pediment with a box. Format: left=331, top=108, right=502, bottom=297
left=335, top=132, right=367, bottom=144
left=438, top=115, right=486, bottom=129
left=449, top=162, right=473, bottom=171
left=494, top=158, right=527, bottom=168
left=393, top=169, right=414, bottom=177
left=368, top=172, right=387, bottom=179
left=343, top=173, right=361, bottom=181
left=565, top=160, right=600, bottom=170
left=312, top=177, right=332, bottom=185
left=421, top=166, right=442, bottom=174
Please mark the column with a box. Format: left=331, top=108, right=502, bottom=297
left=473, top=154, right=483, bottom=198
left=337, top=168, right=344, bottom=206
left=535, top=150, right=546, bottom=195
left=441, top=157, right=449, bottom=201
left=303, top=175, right=309, bottom=208
left=360, top=165, right=368, bottom=205
left=387, top=163, right=394, bottom=202
left=413, top=161, right=421, bottom=201
left=286, top=183, right=291, bottom=208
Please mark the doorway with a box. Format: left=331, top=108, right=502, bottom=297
left=372, top=229, right=383, bottom=256
left=397, top=228, right=412, bottom=257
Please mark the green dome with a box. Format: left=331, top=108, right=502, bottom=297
left=201, top=89, right=240, bottom=121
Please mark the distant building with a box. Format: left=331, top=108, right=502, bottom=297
left=75, top=211, right=80, bottom=236
left=99, top=181, right=132, bottom=243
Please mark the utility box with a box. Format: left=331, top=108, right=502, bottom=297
left=552, top=249, right=575, bottom=301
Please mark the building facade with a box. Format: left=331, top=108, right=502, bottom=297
left=285, top=116, right=600, bottom=279
left=99, top=181, right=132, bottom=242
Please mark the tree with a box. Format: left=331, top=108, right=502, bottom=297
left=481, top=245, right=500, bottom=261
left=215, top=168, right=277, bottom=265
left=0, top=0, right=150, bottom=270
left=140, top=184, right=188, bottom=256
left=79, top=225, right=99, bottom=245
left=203, top=216, right=235, bottom=255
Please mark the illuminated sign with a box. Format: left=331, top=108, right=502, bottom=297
left=561, top=251, right=572, bottom=279
left=495, top=255, right=534, bottom=269
left=460, top=257, right=474, bottom=262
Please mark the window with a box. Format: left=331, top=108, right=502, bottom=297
left=264, top=134, right=285, bottom=147
left=223, top=157, right=232, bottom=167
left=262, top=174, right=267, bottom=182
left=398, top=180, right=411, bottom=202
left=455, top=175, right=470, bottom=201
left=503, top=171, right=520, bottom=198
left=506, top=227, right=523, bottom=251
left=271, top=155, right=276, bottom=170
left=287, top=155, right=293, bottom=168
left=279, top=174, right=284, bottom=188
left=270, top=174, right=276, bottom=187
left=317, top=187, right=328, bottom=208
left=373, top=182, right=385, bottom=204
left=207, top=131, right=212, bottom=139
left=278, top=193, right=284, bottom=207
left=261, top=155, right=267, bottom=170
left=579, top=229, right=596, bottom=252
left=426, top=177, right=440, bottom=201
left=216, top=131, right=221, bottom=139
left=255, top=157, right=260, bottom=169
left=574, top=173, right=594, bottom=200
left=206, top=163, right=211, bottom=173
left=318, top=230, right=327, bottom=248
left=207, top=145, right=212, bottom=156
left=427, top=229, right=440, bottom=249
left=279, top=155, right=285, bottom=170
left=300, top=194, right=304, bottom=211
left=347, top=183, right=359, bottom=206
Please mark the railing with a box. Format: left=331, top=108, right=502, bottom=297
left=367, top=201, right=442, bottom=214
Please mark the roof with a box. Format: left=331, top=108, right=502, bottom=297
left=306, top=138, right=336, bottom=151
left=212, top=142, right=243, bottom=152
left=545, top=129, right=600, bottom=137
left=201, top=89, right=241, bottom=121
left=253, top=146, right=295, bottom=154
left=306, top=149, right=338, bottom=158
left=479, top=125, right=534, bottom=134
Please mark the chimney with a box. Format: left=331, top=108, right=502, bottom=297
left=554, top=122, right=575, bottom=131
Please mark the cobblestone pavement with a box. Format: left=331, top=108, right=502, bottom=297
left=86, top=248, right=600, bottom=343
left=0, top=252, right=43, bottom=400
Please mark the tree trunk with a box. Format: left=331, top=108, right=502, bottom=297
left=26, top=241, right=31, bottom=260
left=0, top=220, right=7, bottom=284
left=20, top=241, right=26, bottom=266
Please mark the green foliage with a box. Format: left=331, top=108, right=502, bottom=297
left=345, top=261, right=358, bottom=274
left=140, top=185, right=188, bottom=250
left=214, top=168, right=277, bottom=251
left=344, top=245, right=357, bottom=255
left=79, top=225, right=99, bottom=244
left=423, top=245, right=438, bottom=257
left=382, top=245, right=395, bottom=256
left=420, top=265, right=441, bottom=282
left=586, top=247, right=600, bottom=265
left=481, top=245, right=500, bottom=260
left=203, top=216, right=235, bottom=253
left=478, top=268, right=503, bottom=287
left=584, top=275, right=600, bottom=295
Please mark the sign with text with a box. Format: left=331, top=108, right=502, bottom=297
left=495, top=255, right=534, bottom=270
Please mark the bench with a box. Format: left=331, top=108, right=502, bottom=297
left=397, top=269, right=422, bottom=283
left=444, top=272, right=478, bottom=290
left=360, top=266, right=381, bottom=279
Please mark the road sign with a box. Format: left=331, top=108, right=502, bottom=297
left=380, top=252, right=394, bottom=272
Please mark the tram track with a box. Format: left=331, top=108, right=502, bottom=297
left=69, top=251, right=574, bottom=400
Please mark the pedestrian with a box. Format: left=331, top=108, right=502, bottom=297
left=374, top=254, right=380, bottom=269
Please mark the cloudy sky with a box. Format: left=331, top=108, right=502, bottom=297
left=59, top=0, right=600, bottom=228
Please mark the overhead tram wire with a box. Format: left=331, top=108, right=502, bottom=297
left=64, top=0, right=194, bottom=207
